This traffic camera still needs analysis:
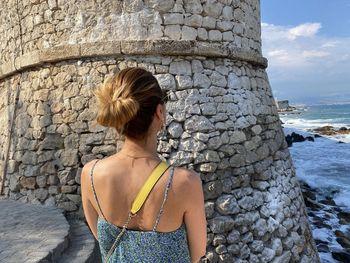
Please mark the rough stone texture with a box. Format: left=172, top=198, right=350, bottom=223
left=0, top=198, right=100, bottom=263
left=0, top=0, right=320, bottom=262
left=58, top=218, right=101, bottom=263
left=0, top=0, right=261, bottom=66
left=0, top=199, right=69, bottom=262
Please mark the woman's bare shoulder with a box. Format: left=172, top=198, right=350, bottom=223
left=81, top=159, right=100, bottom=176
left=171, top=166, right=204, bottom=212
left=172, top=166, right=202, bottom=190
left=80, top=159, right=101, bottom=198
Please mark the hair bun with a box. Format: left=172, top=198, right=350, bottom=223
left=95, top=79, right=140, bottom=132
left=109, top=97, right=139, bottom=131
left=95, top=67, right=164, bottom=139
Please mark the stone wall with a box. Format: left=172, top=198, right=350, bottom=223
left=0, top=0, right=320, bottom=262
left=0, top=0, right=261, bottom=64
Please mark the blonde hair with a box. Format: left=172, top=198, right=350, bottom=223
left=94, top=67, right=167, bottom=139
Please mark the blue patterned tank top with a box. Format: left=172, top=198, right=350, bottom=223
left=90, top=161, right=191, bottom=263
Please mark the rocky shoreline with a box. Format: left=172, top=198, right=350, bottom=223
left=284, top=128, right=350, bottom=262
left=312, top=126, right=350, bottom=136
left=283, top=123, right=350, bottom=146
left=300, top=181, right=350, bottom=262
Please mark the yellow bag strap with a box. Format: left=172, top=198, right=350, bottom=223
left=130, top=161, right=169, bottom=215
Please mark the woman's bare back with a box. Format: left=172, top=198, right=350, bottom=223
left=90, top=154, right=187, bottom=232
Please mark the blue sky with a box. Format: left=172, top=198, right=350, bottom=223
left=261, top=0, right=350, bottom=105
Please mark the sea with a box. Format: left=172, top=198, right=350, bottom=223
left=278, top=103, right=350, bottom=263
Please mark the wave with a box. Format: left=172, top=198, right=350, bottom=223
left=283, top=126, right=350, bottom=211
left=280, top=117, right=350, bottom=129
left=282, top=120, right=350, bottom=143
left=305, top=102, right=350, bottom=107
left=285, top=126, right=350, bottom=263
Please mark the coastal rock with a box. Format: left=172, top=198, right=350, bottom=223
left=285, top=132, right=314, bottom=147
left=313, top=218, right=332, bottom=230
left=314, top=125, right=336, bottom=135
left=319, top=198, right=336, bottom=206
left=303, top=196, right=322, bottom=211
left=336, top=237, right=350, bottom=249
left=335, top=230, right=350, bottom=249
left=300, top=179, right=350, bottom=261
left=337, top=211, right=350, bottom=225
left=313, top=125, right=350, bottom=136
left=301, top=187, right=316, bottom=201
left=316, top=242, right=330, bottom=253
left=331, top=251, right=350, bottom=262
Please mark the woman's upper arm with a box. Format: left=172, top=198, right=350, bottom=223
left=182, top=170, right=207, bottom=263
left=80, top=160, right=99, bottom=240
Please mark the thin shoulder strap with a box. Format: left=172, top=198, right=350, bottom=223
left=152, top=166, right=175, bottom=231
left=90, top=159, right=107, bottom=221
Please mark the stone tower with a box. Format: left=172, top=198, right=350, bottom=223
left=0, top=0, right=319, bottom=262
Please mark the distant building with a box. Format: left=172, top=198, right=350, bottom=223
left=275, top=98, right=297, bottom=112
left=277, top=99, right=290, bottom=110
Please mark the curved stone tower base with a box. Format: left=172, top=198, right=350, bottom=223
left=0, top=0, right=319, bottom=262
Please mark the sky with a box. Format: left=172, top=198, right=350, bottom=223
left=260, top=0, right=350, bottom=105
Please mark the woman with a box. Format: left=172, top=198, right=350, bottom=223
left=81, top=67, right=207, bottom=262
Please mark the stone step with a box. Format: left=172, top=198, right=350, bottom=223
left=0, top=197, right=102, bottom=263
left=0, top=198, right=70, bottom=263
left=57, top=219, right=101, bottom=263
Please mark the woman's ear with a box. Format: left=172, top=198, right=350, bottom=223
left=155, top=103, right=164, bottom=122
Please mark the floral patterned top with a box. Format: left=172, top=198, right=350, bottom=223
left=97, top=218, right=190, bottom=262
left=90, top=162, right=191, bottom=263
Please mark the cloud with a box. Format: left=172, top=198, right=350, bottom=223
left=321, top=41, right=338, bottom=48
left=261, top=23, right=328, bottom=68
left=287, top=23, right=321, bottom=40
left=261, top=22, right=350, bottom=103
left=301, top=50, right=329, bottom=59
left=262, top=22, right=350, bottom=69
left=268, top=49, right=288, bottom=58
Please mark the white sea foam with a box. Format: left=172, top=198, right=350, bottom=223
left=282, top=127, right=350, bottom=211
left=281, top=118, right=350, bottom=143
left=281, top=124, right=350, bottom=263
left=278, top=104, right=350, bottom=262
left=281, top=117, right=350, bottom=129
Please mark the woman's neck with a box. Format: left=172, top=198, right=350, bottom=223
left=119, top=136, right=159, bottom=159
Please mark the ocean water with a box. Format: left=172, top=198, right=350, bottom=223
left=279, top=103, right=350, bottom=143
left=279, top=103, right=350, bottom=208
left=279, top=103, right=350, bottom=263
